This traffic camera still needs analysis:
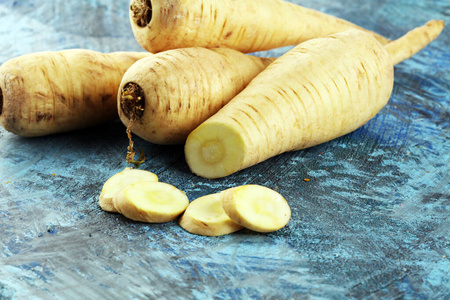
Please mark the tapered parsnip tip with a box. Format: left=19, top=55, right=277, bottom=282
left=185, top=121, right=247, bottom=179
left=99, top=167, right=158, bottom=213
left=222, top=185, right=291, bottom=233
left=113, top=181, right=189, bottom=223
left=385, top=19, right=445, bottom=65
left=179, top=193, right=244, bottom=236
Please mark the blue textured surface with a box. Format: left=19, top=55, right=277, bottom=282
left=0, top=0, right=449, bottom=299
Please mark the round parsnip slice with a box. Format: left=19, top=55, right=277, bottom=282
left=113, top=181, right=189, bottom=223
left=179, top=193, right=244, bottom=236
left=99, top=167, right=158, bottom=212
left=222, top=185, right=291, bottom=233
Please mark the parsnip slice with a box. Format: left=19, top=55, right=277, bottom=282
left=113, top=181, right=189, bottom=223
left=99, top=167, right=158, bottom=212
left=179, top=193, right=244, bottom=236
left=222, top=185, right=291, bottom=233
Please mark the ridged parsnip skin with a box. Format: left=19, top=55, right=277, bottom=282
left=385, top=20, right=445, bottom=65
left=0, top=49, right=150, bottom=137
left=185, top=30, right=394, bottom=179
left=99, top=167, right=158, bottom=213
left=179, top=193, right=244, bottom=236
left=118, top=47, right=274, bottom=145
left=222, top=185, right=291, bottom=233
left=129, top=0, right=389, bottom=54
left=113, top=181, right=189, bottom=223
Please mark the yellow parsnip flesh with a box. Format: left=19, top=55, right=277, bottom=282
left=179, top=193, right=244, bottom=236
left=99, top=167, right=158, bottom=212
left=221, top=185, right=291, bottom=233
left=113, top=181, right=189, bottom=223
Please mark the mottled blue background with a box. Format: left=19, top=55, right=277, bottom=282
left=0, top=0, right=449, bottom=299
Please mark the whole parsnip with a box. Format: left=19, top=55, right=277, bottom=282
left=129, top=0, right=390, bottom=53
left=0, top=49, right=150, bottom=137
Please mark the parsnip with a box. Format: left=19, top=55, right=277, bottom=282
left=113, top=181, right=189, bottom=223
left=99, top=167, right=158, bottom=212
left=384, top=20, right=445, bottom=65
left=184, top=20, right=444, bottom=179
left=0, top=49, right=150, bottom=137
left=118, top=47, right=274, bottom=145
left=179, top=193, right=243, bottom=236
left=129, top=0, right=390, bottom=54
left=221, top=185, right=291, bottom=233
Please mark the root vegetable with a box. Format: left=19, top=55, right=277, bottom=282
left=221, top=185, right=291, bottom=233
left=118, top=47, right=274, bottom=145
left=184, top=20, right=444, bottom=179
left=113, top=181, right=189, bottom=223
left=99, top=167, right=158, bottom=212
left=179, top=193, right=244, bottom=236
left=129, top=0, right=390, bottom=54
left=0, top=49, right=150, bottom=137
left=384, top=20, right=445, bottom=65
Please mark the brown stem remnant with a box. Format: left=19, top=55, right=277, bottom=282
left=125, top=117, right=146, bottom=168
left=130, top=0, right=153, bottom=28
left=121, top=82, right=146, bottom=167
left=121, top=82, right=145, bottom=120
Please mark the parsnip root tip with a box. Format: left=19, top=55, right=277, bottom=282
left=385, top=19, right=445, bottom=65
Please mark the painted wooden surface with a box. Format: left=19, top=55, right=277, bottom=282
left=0, top=0, right=449, bottom=299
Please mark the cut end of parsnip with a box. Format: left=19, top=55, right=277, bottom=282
left=99, top=167, right=158, bottom=212
left=185, top=122, right=247, bottom=179
left=179, top=193, right=244, bottom=236
left=113, top=181, right=189, bottom=223
left=222, top=185, right=291, bottom=233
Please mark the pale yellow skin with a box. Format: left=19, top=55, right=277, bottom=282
left=99, top=167, right=158, bottom=213
left=385, top=20, right=444, bottom=65
left=118, top=47, right=274, bottom=145
left=113, top=181, right=189, bottom=223
left=185, top=22, right=445, bottom=179
left=221, top=185, right=291, bottom=233
left=0, top=49, right=150, bottom=137
left=129, top=0, right=389, bottom=54
left=179, top=193, right=243, bottom=236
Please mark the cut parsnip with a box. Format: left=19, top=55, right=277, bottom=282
left=113, top=181, right=189, bottom=223
left=99, top=167, right=158, bottom=212
left=184, top=21, right=444, bottom=179
left=179, top=193, right=244, bottom=236
left=222, top=185, right=291, bottom=233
